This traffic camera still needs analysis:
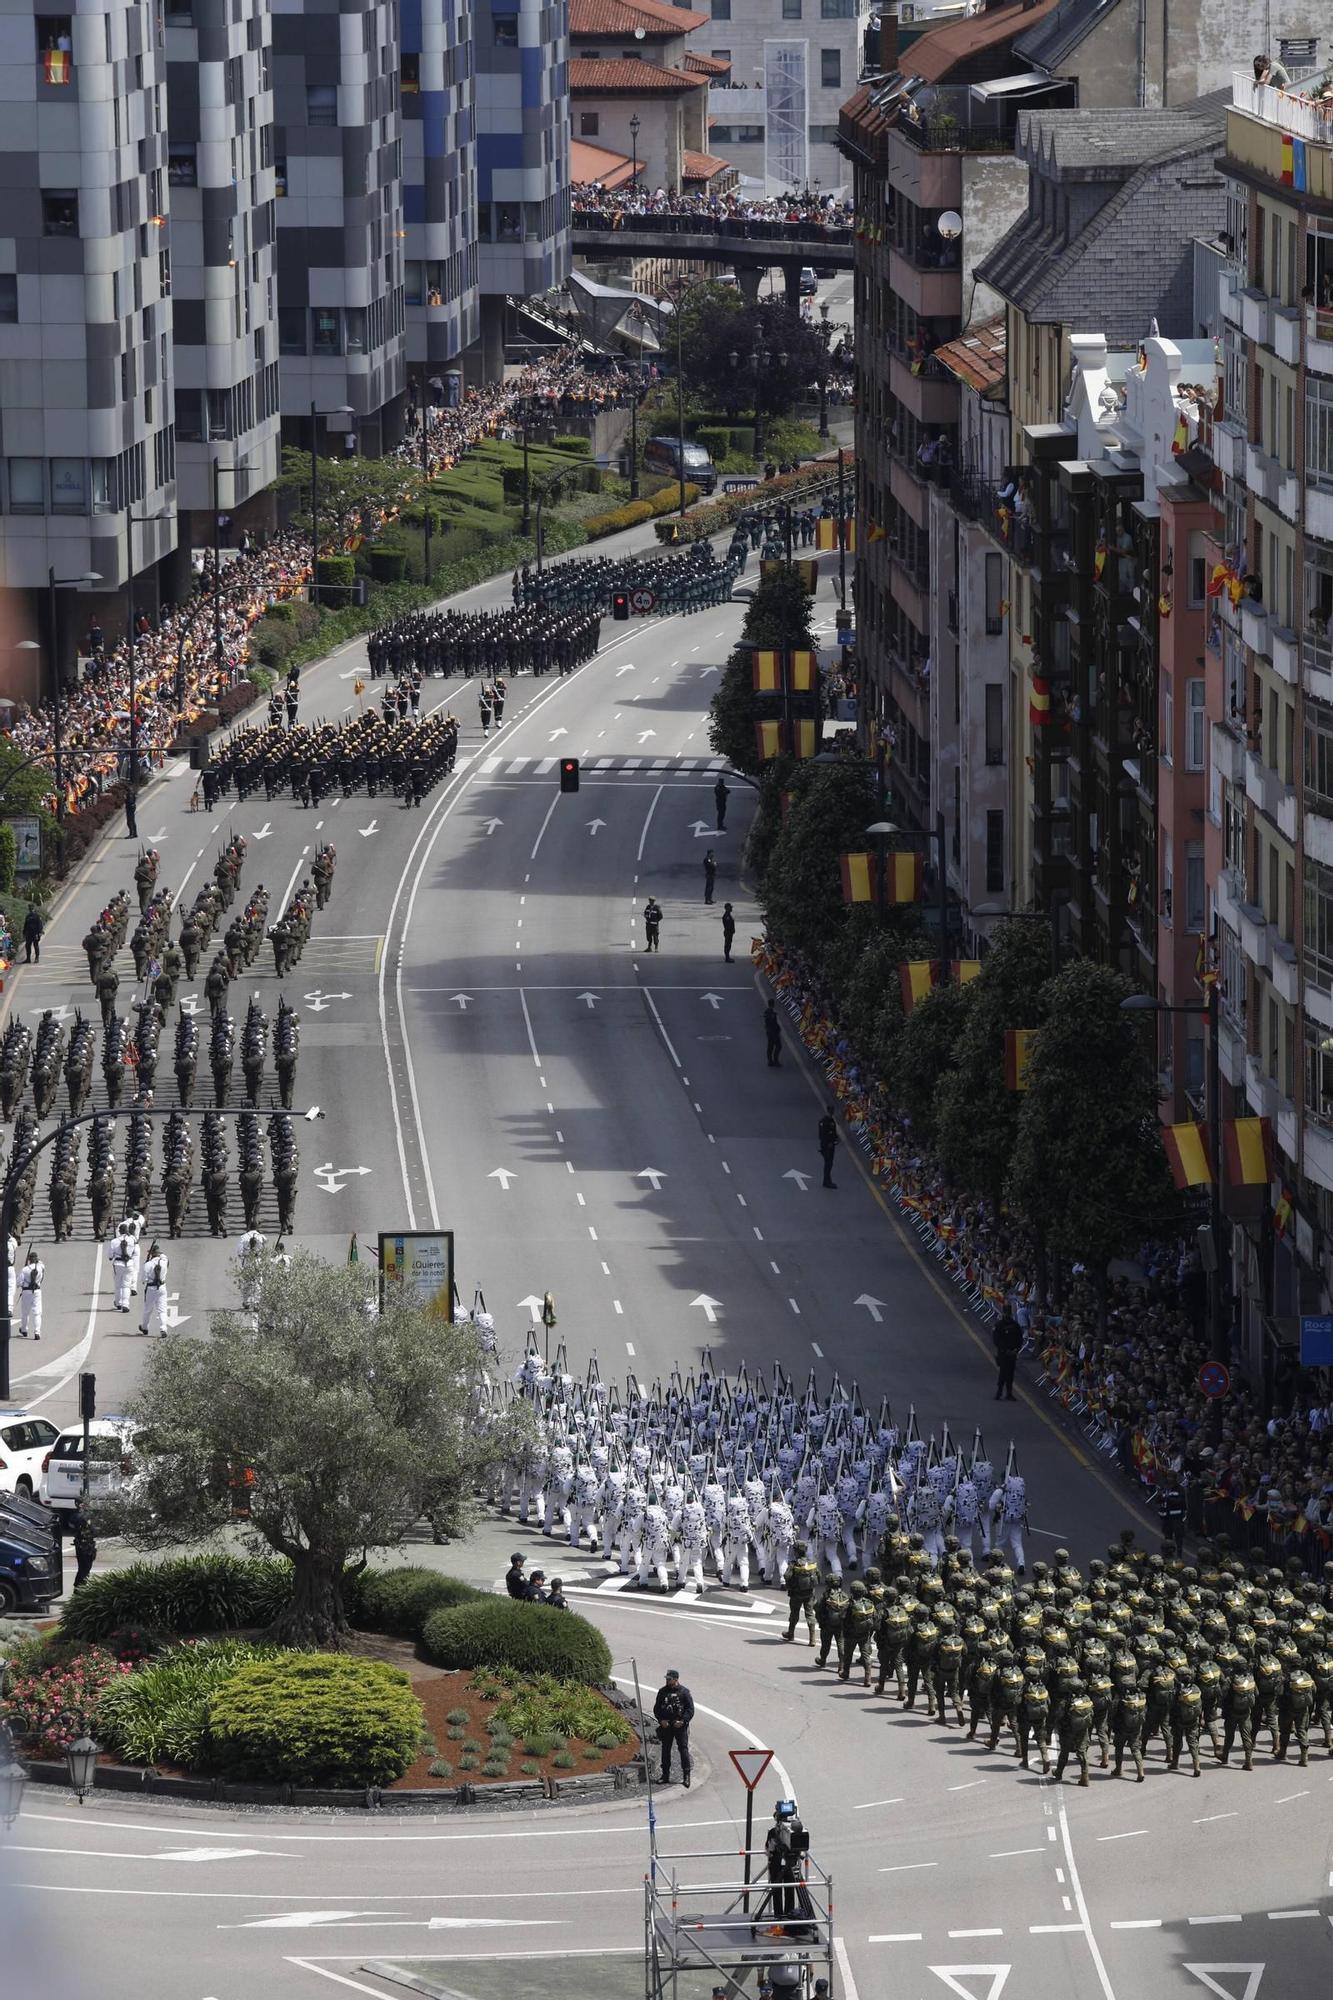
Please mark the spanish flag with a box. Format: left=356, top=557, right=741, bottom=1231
left=840, top=852, right=877, bottom=904
left=1162, top=1122, right=1213, bottom=1189
left=900, top=960, right=939, bottom=1014
left=1093, top=539, right=1107, bottom=580
left=867, top=521, right=886, bottom=544
left=1029, top=673, right=1051, bottom=728
left=751, top=650, right=783, bottom=692
left=754, top=718, right=784, bottom=762
left=1158, top=591, right=1172, bottom=619
left=792, top=716, right=818, bottom=761
left=1206, top=562, right=1229, bottom=598
left=788, top=650, right=817, bottom=692
left=1005, top=1027, right=1037, bottom=1091
left=887, top=851, right=922, bottom=903
left=1273, top=1186, right=1293, bottom=1238
left=43, top=47, right=70, bottom=82
left=1194, top=934, right=1218, bottom=989
left=1225, top=1117, right=1272, bottom=1187
left=816, top=517, right=855, bottom=551
left=955, top=960, right=982, bottom=985
left=1171, top=415, right=1189, bottom=455
left=794, top=559, right=820, bottom=595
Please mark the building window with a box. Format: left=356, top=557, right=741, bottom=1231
left=401, top=53, right=419, bottom=92
left=710, top=124, right=763, bottom=143
left=50, top=457, right=86, bottom=512
left=405, top=261, right=423, bottom=307
left=274, top=156, right=288, bottom=196
left=579, top=111, right=599, bottom=136
left=37, top=17, right=73, bottom=83
left=311, top=307, right=341, bottom=355
left=1305, top=857, right=1333, bottom=992
left=984, top=550, right=1004, bottom=635
left=0, top=275, right=16, bottom=324
left=985, top=810, right=1005, bottom=895
left=1305, top=699, right=1333, bottom=815
left=7, top=458, right=44, bottom=513
left=41, top=190, right=78, bottom=236
left=807, top=123, right=840, bottom=143
left=493, top=12, right=518, bottom=43
left=173, top=388, right=202, bottom=441
left=820, top=0, right=853, bottom=15
left=496, top=203, right=520, bottom=241
left=711, top=0, right=730, bottom=18
left=1161, top=670, right=1173, bottom=764
left=167, top=144, right=196, bottom=187
left=782, top=0, right=801, bottom=15
left=984, top=683, right=1003, bottom=766
left=1185, top=679, right=1206, bottom=772
left=277, top=306, right=305, bottom=355
left=1308, top=380, right=1333, bottom=493
left=345, top=306, right=366, bottom=353
left=1185, top=844, right=1205, bottom=932
left=820, top=48, right=840, bottom=87
left=306, top=83, right=337, bottom=126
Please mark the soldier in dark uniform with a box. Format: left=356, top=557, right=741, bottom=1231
left=783, top=1541, right=819, bottom=1644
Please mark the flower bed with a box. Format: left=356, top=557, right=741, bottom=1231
left=400, top=1669, right=639, bottom=1789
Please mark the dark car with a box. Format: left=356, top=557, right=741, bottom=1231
left=0, top=1492, right=61, bottom=1613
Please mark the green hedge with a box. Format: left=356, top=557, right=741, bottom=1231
left=96, top=1638, right=279, bottom=1769
left=207, top=1654, right=423, bottom=1787
left=551, top=435, right=592, bottom=455
left=60, top=1555, right=295, bottom=1642
left=586, top=481, right=699, bottom=541
left=353, top=1568, right=490, bottom=1638
left=420, top=1599, right=612, bottom=1684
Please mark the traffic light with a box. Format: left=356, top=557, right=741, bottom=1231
left=612, top=591, right=630, bottom=621
left=560, top=758, right=580, bottom=794
left=79, top=1371, right=96, bottom=1422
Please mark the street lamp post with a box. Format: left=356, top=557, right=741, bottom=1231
left=420, top=414, right=433, bottom=583
left=125, top=507, right=172, bottom=833
left=1121, top=987, right=1226, bottom=1367
left=212, top=458, right=256, bottom=695
left=870, top=814, right=951, bottom=973
left=655, top=285, right=689, bottom=518
left=629, top=374, right=641, bottom=502
left=520, top=398, right=533, bottom=538
left=629, top=112, right=640, bottom=190
left=817, top=301, right=831, bottom=440
left=309, top=403, right=354, bottom=606
left=0, top=1103, right=325, bottom=1401
left=43, top=569, right=101, bottom=822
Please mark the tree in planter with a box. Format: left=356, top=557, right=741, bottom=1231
left=708, top=566, right=815, bottom=776
left=933, top=919, right=1053, bottom=1206
left=277, top=447, right=417, bottom=558
left=890, top=978, right=973, bottom=1150
left=761, top=761, right=880, bottom=966
left=113, top=1253, right=503, bottom=1647
left=680, top=296, right=828, bottom=431
left=1007, top=960, right=1178, bottom=1294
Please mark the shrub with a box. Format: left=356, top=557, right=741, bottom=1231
left=206, top=1654, right=423, bottom=1788
left=494, top=1675, right=633, bottom=1746
left=420, top=1600, right=612, bottom=1685
left=429, top=1757, right=453, bottom=1779
left=521, top=1732, right=557, bottom=1757
left=3, top=1646, right=130, bottom=1756
left=248, top=617, right=298, bottom=670
left=445, top=1706, right=469, bottom=1726
left=353, top=1568, right=489, bottom=1639
left=553, top=1751, right=577, bottom=1769
left=520, top=1760, right=540, bottom=1776
left=0, top=823, right=17, bottom=897
left=551, top=435, right=591, bottom=456
left=459, top=1752, right=480, bottom=1770
left=482, top=1753, right=510, bottom=1776
left=594, top=1730, right=625, bottom=1750
left=96, top=1639, right=278, bottom=1769
left=60, top=1555, right=295, bottom=1643
left=368, top=545, right=408, bottom=583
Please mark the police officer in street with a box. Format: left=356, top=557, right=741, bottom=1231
left=653, top=1668, right=694, bottom=1787
left=71, top=1497, right=98, bottom=1589
left=817, top=1106, right=839, bottom=1189
left=765, top=1001, right=783, bottom=1068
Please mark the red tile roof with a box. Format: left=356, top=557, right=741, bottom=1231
left=682, top=148, right=736, bottom=180
left=909, top=0, right=1064, bottom=82
left=570, top=0, right=708, bottom=37
left=684, top=49, right=731, bottom=75
left=570, top=138, right=640, bottom=188
left=933, top=313, right=1007, bottom=393
left=569, top=56, right=704, bottom=92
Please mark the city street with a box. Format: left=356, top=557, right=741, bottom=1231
left=4, top=534, right=1330, bottom=2000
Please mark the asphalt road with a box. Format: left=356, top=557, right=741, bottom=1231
left=5, top=527, right=1329, bottom=2000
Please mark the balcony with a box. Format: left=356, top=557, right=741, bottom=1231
left=1308, top=485, right=1333, bottom=543
left=1238, top=899, right=1271, bottom=973
left=1212, top=719, right=1245, bottom=784
left=888, top=349, right=958, bottom=426
left=1307, top=809, right=1333, bottom=869
left=1271, top=624, right=1298, bottom=683
left=887, top=244, right=961, bottom=321
left=1310, top=305, right=1333, bottom=379
left=1271, top=937, right=1299, bottom=1005
left=1240, top=598, right=1271, bottom=657
left=1244, top=439, right=1278, bottom=506
left=1240, top=287, right=1272, bottom=348
left=1221, top=273, right=1244, bottom=329
left=1274, top=305, right=1301, bottom=365
left=894, top=88, right=1023, bottom=156
left=1277, top=468, right=1299, bottom=523
left=1213, top=420, right=1244, bottom=480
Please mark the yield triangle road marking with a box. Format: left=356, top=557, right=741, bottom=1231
left=930, top=1969, right=1010, bottom=2000
left=1184, top=1968, right=1264, bottom=2000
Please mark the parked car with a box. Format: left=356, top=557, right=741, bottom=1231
left=0, top=1410, right=60, bottom=1499
left=41, top=1417, right=140, bottom=1519
left=799, top=266, right=819, bottom=296
left=643, top=435, right=717, bottom=495
left=0, top=1491, right=61, bottom=1613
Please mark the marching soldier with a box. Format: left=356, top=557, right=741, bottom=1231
left=107, top=1228, right=135, bottom=1313
left=839, top=1581, right=876, bottom=1688
left=17, top=1246, right=42, bottom=1339
left=814, top=1573, right=849, bottom=1670
left=783, top=1541, right=819, bottom=1645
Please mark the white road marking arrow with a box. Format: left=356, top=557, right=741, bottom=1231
left=482, top=817, right=503, bottom=835
left=698, top=665, right=720, bottom=676
left=587, top=819, right=607, bottom=835
left=29, top=1003, right=74, bottom=1023
left=516, top=1294, right=544, bottom=1322
left=313, top=1163, right=372, bottom=1194
left=690, top=1294, right=721, bottom=1324
left=235, top=1912, right=406, bottom=1930
left=165, top=1291, right=190, bottom=1330
left=359, top=820, right=379, bottom=837
left=251, top=823, right=273, bottom=841
left=1183, top=1970, right=1264, bottom=2000
left=689, top=820, right=713, bottom=837
left=156, top=1847, right=284, bottom=1862
left=303, top=990, right=352, bottom=1012
left=855, top=1293, right=887, bottom=1324
left=145, top=827, right=169, bottom=841
left=178, top=993, right=200, bottom=1016
left=549, top=727, right=569, bottom=741
left=450, top=993, right=473, bottom=1010
left=930, top=1971, right=1010, bottom=2000
left=783, top=1169, right=811, bottom=1192
left=577, top=992, right=600, bottom=1010
left=637, top=730, right=656, bottom=744
left=615, top=663, right=636, bottom=676
left=700, top=993, right=723, bottom=1010
left=489, top=1167, right=517, bottom=1191
left=637, top=1168, right=667, bottom=1190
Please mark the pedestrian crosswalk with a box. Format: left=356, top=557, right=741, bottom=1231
left=493, top=1556, right=777, bottom=1616
left=479, top=754, right=730, bottom=777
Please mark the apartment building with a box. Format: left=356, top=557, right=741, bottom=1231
left=702, top=0, right=872, bottom=194
left=1212, top=67, right=1333, bottom=1337
left=473, top=0, right=571, bottom=374
left=272, top=0, right=407, bottom=456
left=0, top=0, right=177, bottom=669
left=166, top=0, right=282, bottom=542
left=400, top=0, right=480, bottom=383
left=570, top=0, right=710, bottom=194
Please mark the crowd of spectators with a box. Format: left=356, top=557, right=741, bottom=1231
left=398, top=349, right=637, bottom=480
left=571, top=185, right=853, bottom=233
left=756, top=937, right=1333, bottom=1570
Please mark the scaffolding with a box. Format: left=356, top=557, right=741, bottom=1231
left=644, top=1842, right=834, bottom=2000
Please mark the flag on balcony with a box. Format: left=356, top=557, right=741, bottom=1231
left=1029, top=672, right=1052, bottom=728
left=1206, top=561, right=1230, bottom=597
left=751, top=650, right=783, bottom=692
left=867, top=521, right=886, bottom=544
left=1273, top=1186, right=1293, bottom=1238
left=1171, top=414, right=1189, bottom=455
left=1225, top=1117, right=1273, bottom=1187
left=1005, top=1027, right=1037, bottom=1091
left=1162, top=1122, right=1213, bottom=1189
left=1158, top=590, right=1172, bottom=618
left=900, top=960, right=939, bottom=1013
left=1194, top=934, right=1219, bottom=989
left=1094, top=538, right=1107, bottom=579
left=43, top=48, right=70, bottom=82
left=754, top=718, right=784, bottom=761
left=1280, top=133, right=1308, bottom=191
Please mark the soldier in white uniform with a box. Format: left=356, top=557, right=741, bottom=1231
left=722, top=1490, right=753, bottom=1589
left=117, top=1208, right=146, bottom=1296
left=107, top=1229, right=136, bottom=1313
left=139, top=1243, right=169, bottom=1336
left=909, top=1476, right=945, bottom=1566
left=6, top=1233, right=19, bottom=1317
left=17, top=1248, right=43, bottom=1339
left=766, top=1494, right=796, bottom=1586
left=638, top=1498, right=673, bottom=1591
left=568, top=1456, right=602, bottom=1549
left=988, top=1468, right=1027, bottom=1573
left=676, top=1494, right=708, bottom=1595
left=814, top=1485, right=844, bottom=1577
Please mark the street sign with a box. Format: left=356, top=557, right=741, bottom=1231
left=1198, top=1360, right=1231, bottom=1399
left=728, top=1747, right=774, bottom=1791
left=378, top=1230, right=454, bottom=1316
left=722, top=476, right=760, bottom=494
left=630, top=587, right=656, bottom=614
left=1300, top=1314, right=1333, bottom=1367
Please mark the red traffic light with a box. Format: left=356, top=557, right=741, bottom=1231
left=612, top=592, right=630, bottom=621
left=559, top=758, right=580, bottom=794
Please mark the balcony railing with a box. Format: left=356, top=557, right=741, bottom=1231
left=895, top=89, right=1021, bottom=155
left=1231, top=69, right=1333, bottom=143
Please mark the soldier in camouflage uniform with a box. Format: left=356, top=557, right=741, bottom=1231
left=783, top=1542, right=819, bottom=1645
left=815, top=1576, right=849, bottom=1670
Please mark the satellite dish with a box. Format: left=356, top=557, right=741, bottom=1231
left=937, top=210, right=963, bottom=242
left=635, top=24, right=646, bottom=36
